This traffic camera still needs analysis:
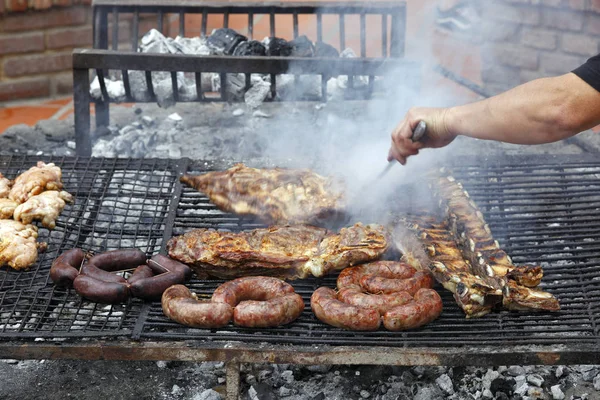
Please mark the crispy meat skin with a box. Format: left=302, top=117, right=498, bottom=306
left=0, top=173, right=11, bottom=198
left=9, top=161, right=63, bottom=204
left=167, top=223, right=388, bottom=280
left=180, top=163, right=344, bottom=224
left=0, top=220, right=39, bottom=270
left=14, top=190, right=73, bottom=229
left=0, top=199, right=17, bottom=219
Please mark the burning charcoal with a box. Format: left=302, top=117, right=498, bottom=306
left=263, top=37, right=293, bottom=56
left=193, top=389, right=222, bottom=400
left=207, top=28, right=247, bottom=55
left=233, top=40, right=266, bottom=56
left=314, top=41, right=339, bottom=58
left=507, top=366, right=525, bottom=376
left=526, top=374, right=544, bottom=387
left=289, top=35, right=314, bottom=57
left=413, top=385, right=444, bottom=400
left=174, top=36, right=211, bottom=55
left=435, top=374, right=454, bottom=395
left=278, top=387, right=291, bottom=397
left=550, top=385, right=565, bottom=400
left=244, top=80, right=271, bottom=108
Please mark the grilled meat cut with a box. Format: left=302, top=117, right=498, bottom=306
left=0, top=173, right=11, bottom=198
left=0, top=220, right=39, bottom=270
left=167, top=223, right=389, bottom=280
left=428, top=169, right=559, bottom=313
left=13, top=190, right=73, bottom=229
left=179, top=163, right=345, bottom=225
left=9, top=161, right=64, bottom=204
left=0, top=199, right=17, bottom=219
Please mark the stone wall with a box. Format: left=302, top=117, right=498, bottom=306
left=477, top=0, right=600, bottom=95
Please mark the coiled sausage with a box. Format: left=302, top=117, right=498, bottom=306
left=73, top=274, right=130, bottom=304
left=86, top=249, right=147, bottom=272
left=337, top=287, right=413, bottom=315
left=383, top=288, right=443, bottom=331
left=211, top=276, right=295, bottom=307
left=162, top=285, right=233, bottom=329
left=310, top=287, right=381, bottom=331
left=50, top=248, right=86, bottom=287
left=234, top=293, right=305, bottom=328
left=360, top=270, right=434, bottom=295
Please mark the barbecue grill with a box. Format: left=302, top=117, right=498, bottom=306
left=2, top=154, right=600, bottom=398
left=73, top=0, right=420, bottom=157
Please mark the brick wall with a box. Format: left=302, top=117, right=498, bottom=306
left=477, top=0, right=600, bottom=95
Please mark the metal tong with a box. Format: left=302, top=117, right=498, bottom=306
left=377, top=120, right=428, bottom=179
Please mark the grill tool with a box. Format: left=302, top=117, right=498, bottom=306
left=377, top=120, right=428, bottom=179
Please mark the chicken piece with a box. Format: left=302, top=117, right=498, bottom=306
left=9, top=161, right=63, bottom=204
left=0, top=173, right=11, bottom=198
left=0, top=199, right=18, bottom=219
left=0, top=220, right=39, bottom=270
left=13, top=190, right=73, bottom=229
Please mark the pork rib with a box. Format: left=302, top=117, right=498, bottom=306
left=167, top=223, right=389, bottom=280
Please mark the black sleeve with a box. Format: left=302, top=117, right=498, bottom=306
left=572, top=54, right=600, bottom=92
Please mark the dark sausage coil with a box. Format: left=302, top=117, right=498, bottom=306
left=311, top=261, right=443, bottom=331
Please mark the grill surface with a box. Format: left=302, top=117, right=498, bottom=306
left=1, top=155, right=600, bottom=354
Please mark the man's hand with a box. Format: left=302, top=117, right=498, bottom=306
left=387, top=107, right=457, bottom=165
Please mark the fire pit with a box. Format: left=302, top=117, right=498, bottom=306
left=1, top=154, right=600, bottom=398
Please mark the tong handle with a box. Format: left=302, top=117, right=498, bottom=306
left=411, top=120, right=427, bottom=142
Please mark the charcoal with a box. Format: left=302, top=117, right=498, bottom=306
left=207, top=28, right=247, bottom=55
left=264, top=37, right=293, bottom=56
left=314, top=41, right=339, bottom=58
left=233, top=40, right=266, bottom=56
left=289, top=35, right=314, bottom=57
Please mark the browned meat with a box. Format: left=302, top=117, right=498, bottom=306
left=382, top=288, right=443, bottom=331
left=167, top=223, right=388, bottom=280
left=0, top=220, right=39, bottom=270
left=179, top=163, right=345, bottom=225
left=311, top=287, right=381, bottom=331
left=9, top=161, right=64, bottom=204
left=13, top=190, right=73, bottom=229
left=0, top=199, right=17, bottom=219
left=0, top=173, right=11, bottom=198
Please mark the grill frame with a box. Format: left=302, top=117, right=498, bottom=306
left=74, top=0, right=418, bottom=156
left=1, top=154, right=600, bottom=368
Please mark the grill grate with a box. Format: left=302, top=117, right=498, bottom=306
left=0, top=156, right=183, bottom=338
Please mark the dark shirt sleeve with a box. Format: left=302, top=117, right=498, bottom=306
left=572, top=54, right=600, bottom=92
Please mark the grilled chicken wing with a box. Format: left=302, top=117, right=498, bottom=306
left=167, top=223, right=388, bottom=280
left=0, top=199, right=18, bottom=219
left=179, top=163, right=345, bottom=225
left=9, top=161, right=64, bottom=204
left=0, top=173, right=11, bottom=198
left=0, top=220, right=39, bottom=270
left=13, top=190, right=73, bottom=229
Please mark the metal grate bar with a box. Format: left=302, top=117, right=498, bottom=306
left=122, top=69, right=132, bottom=101
left=360, top=13, right=366, bottom=57
left=112, top=7, right=119, bottom=50
left=170, top=71, right=179, bottom=102
left=179, top=10, right=185, bottom=37
left=382, top=13, right=387, bottom=57
left=224, top=9, right=229, bottom=28
left=201, top=9, right=207, bottom=36
left=293, top=11, right=299, bottom=38
left=270, top=9, right=275, bottom=37
left=248, top=12, right=253, bottom=39
left=316, top=12, right=322, bottom=43
left=132, top=10, right=139, bottom=51
left=96, top=69, right=109, bottom=101
left=145, top=70, right=155, bottom=100
left=157, top=10, right=164, bottom=33
left=339, top=13, right=345, bottom=50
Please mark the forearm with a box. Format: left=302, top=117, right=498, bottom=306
left=445, top=73, right=600, bottom=145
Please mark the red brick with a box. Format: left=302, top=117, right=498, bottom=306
left=0, top=6, right=87, bottom=33
left=50, top=71, right=73, bottom=96
left=587, top=14, right=600, bottom=35
left=0, top=77, right=49, bottom=102
left=540, top=52, right=585, bottom=73
left=492, top=45, right=540, bottom=70
left=561, top=32, right=599, bottom=55
left=0, top=1, right=6, bottom=15
left=3, top=52, right=72, bottom=77
left=521, top=28, right=558, bottom=50
left=0, top=32, right=45, bottom=55
left=6, top=0, right=28, bottom=12
left=46, top=25, right=93, bottom=49
left=542, top=8, right=584, bottom=31
left=33, top=0, right=52, bottom=10
left=592, top=0, right=600, bottom=12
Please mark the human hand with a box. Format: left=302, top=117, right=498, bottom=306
left=387, top=107, right=457, bottom=165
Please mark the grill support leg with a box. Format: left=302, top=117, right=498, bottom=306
left=95, top=100, right=110, bottom=130
left=73, top=67, right=92, bottom=157
left=226, top=361, right=241, bottom=400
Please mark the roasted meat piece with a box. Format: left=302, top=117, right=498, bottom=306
left=0, top=173, right=11, bottom=198
left=0, top=199, right=18, bottom=219
left=0, top=220, right=39, bottom=270
left=179, top=163, right=345, bottom=225
left=9, top=161, right=64, bottom=204
left=13, top=190, right=73, bottom=229
left=167, top=223, right=388, bottom=280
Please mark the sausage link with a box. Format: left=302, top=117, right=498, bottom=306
left=148, top=254, right=193, bottom=280
left=337, top=288, right=413, bottom=315
left=162, top=285, right=233, bottom=328
left=233, top=293, right=305, bottom=328
left=81, top=263, right=128, bottom=284
left=360, top=270, right=434, bottom=295
left=382, top=288, right=443, bottom=331
left=50, top=248, right=86, bottom=287
left=73, top=274, right=130, bottom=304
left=337, top=261, right=417, bottom=290
left=130, top=269, right=186, bottom=300
left=212, top=276, right=294, bottom=307
left=87, top=249, right=147, bottom=272
left=310, top=287, right=380, bottom=331
left=127, top=265, right=154, bottom=284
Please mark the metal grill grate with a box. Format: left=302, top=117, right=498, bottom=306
left=138, top=157, right=600, bottom=347
left=0, top=156, right=184, bottom=338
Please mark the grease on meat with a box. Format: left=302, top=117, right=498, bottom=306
left=9, top=161, right=63, bottom=204
left=0, top=220, right=39, bottom=270
left=13, top=190, right=73, bottom=229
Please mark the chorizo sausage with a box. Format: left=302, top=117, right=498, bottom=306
left=337, top=288, right=413, bottom=315
left=360, top=270, right=434, bottom=295
left=310, top=287, right=381, bottom=331
left=382, top=288, right=443, bottom=331
left=233, top=293, right=305, bottom=328
left=50, top=248, right=86, bottom=287
left=162, top=285, right=233, bottom=328
left=337, top=261, right=417, bottom=290
left=80, top=263, right=128, bottom=284
left=73, top=274, right=130, bottom=304
left=127, top=265, right=154, bottom=284
left=211, top=276, right=294, bottom=307
left=87, top=249, right=147, bottom=272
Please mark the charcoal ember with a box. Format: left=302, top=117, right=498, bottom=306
left=263, top=37, right=293, bottom=56
left=233, top=40, right=266, bottom=56
left=89, top=76, right=126, bottom=102
left=244, top=80, right=271, bottom=108
left=314, top=41, right=339, bottom=58
left=289, top=35, right=314, bottom=57
left=207, top=28, right=247, bottom=55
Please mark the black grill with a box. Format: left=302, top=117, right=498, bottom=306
left=2, top=155, right=600, bottom=352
